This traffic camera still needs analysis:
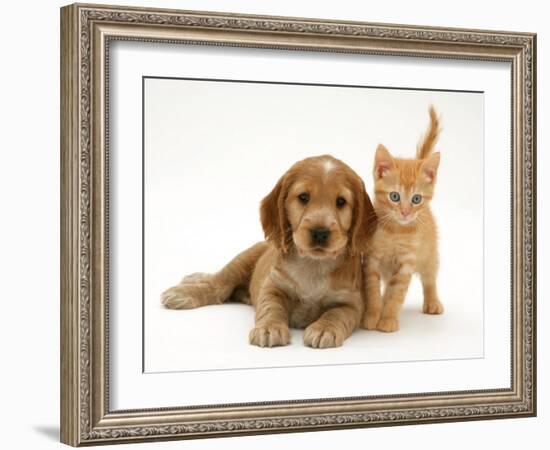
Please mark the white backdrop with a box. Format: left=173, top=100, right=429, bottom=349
left=0, top=1, right=546, bottom=449
left=143, top=76, right=485, bottom=373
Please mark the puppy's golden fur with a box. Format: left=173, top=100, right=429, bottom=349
left=162, top=155, right=376, bottom=348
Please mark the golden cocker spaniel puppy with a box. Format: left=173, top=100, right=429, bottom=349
left=161, top=155, right=377, bottom=348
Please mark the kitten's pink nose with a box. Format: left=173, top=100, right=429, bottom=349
left=401, top=208, right=412, bottom=218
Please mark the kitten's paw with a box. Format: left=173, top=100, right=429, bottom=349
left=304, top=322, right=345, bottom=348
left=423, top=300, right=444, bottom=315
left=362, top=312, right=382, bottom=330
left=376, top=317, right=400, bottom=332
left=249, top=323, right=291, bottom=347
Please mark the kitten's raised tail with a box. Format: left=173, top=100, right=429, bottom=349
left=416, top=106, right=441, bottom=160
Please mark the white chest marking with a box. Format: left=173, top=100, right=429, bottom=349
left=289, top=260, right=330, bottom=302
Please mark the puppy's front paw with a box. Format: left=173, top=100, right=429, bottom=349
left=249, top=323, right=291, bottom=347
left=376, top=317, right=399, bottom=332
left=303, top=322, right=345, bottom=349
left=361, top=311, right=381, bottom=330
left=423, top=300, right=444, bottom=315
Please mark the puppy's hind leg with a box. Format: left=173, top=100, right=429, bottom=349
left=161, top=242, right=268, bottom=310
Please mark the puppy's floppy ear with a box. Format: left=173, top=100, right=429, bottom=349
left=260, top=174, right=292, bottom=253
left=350, top=178, right=377, bottom=255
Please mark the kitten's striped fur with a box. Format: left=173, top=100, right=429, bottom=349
left=362, top=106, right=443, bottom=332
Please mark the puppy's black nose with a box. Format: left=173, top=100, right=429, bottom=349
left=310, top=228, right=330, bottom=245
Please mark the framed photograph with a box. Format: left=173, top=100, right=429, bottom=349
left=60, top=3, right=536, bottom=446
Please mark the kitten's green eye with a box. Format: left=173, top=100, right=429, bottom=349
left=411, top=194, right=422, bottom=204
left=389, top=191, right=400, bottom=202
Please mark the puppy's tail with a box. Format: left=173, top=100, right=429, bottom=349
left=161, top=241, right=269, bottom=309
left=416, top=105, right=441, bottom=160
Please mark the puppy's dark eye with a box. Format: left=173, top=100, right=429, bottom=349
left=336, top=196, right=346, bottom=208
left=298, top=193, right=310, bottom=204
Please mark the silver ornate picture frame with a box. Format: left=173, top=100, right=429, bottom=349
left=60, top=3, right=536, bottom=446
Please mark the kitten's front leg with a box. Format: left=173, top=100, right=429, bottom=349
left=361, top=256, right=383, bottom=330
left=377, top=262, right=414, bottom=332
left=420, top=272, right=444, bottom=314
left=249, top=280, right=291, bottom=348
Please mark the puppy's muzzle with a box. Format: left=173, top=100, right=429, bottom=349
left=310, top=228, right=331, bottom=246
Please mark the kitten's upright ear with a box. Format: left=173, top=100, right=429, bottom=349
left=374, top=144, right=394, bottom=180
left=421, top=152, right=441, bottom=183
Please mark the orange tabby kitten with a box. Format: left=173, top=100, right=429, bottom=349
left=362, top=106, right=443, bottom=332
